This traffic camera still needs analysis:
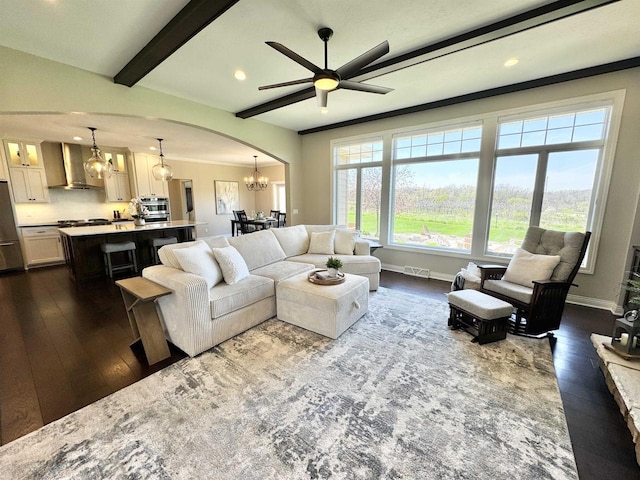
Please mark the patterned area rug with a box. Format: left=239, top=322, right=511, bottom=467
left=0, top=287, right=577, bottom=479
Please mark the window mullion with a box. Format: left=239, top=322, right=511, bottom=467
left=355, top=168, right=362, bottom=230
left=530, top=152, right=547, bottom=226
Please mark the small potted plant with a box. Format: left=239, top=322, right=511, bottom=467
left=326, top=256, right=343, bottom=278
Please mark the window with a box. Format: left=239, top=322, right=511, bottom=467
left=334, top=138, right=382, bottom=239
left=330, top=92, right=621, bottom=272
left=487, top=106, right=610, bottom=258
left=390, top=124, right=481, bottom=251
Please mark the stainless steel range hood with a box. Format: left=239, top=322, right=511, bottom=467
left=42, top=142, right=104, bottom=190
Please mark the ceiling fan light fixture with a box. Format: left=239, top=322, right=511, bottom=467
left=83, top=127, right=112, bottom=180
left=151, top=138, right=174, bottom=182
left=314, top=73, right=339, bottom=91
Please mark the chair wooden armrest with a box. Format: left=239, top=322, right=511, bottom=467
left=477, top=265, right=507, bottom=284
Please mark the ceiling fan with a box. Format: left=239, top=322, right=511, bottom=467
left=259, top=27, right=393, bottom=109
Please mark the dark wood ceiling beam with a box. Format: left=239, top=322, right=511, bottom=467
left=114, top=0, right=240, bottom=87
left=351, top=0, right=619, bottom=82
left=236, top=87, right=316, bottom=119
left=298, top=57, right=640, bottom=135
left=235, top=0, right=619, bottom=119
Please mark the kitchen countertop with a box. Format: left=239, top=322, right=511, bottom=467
left=58, top=220, right=203, bottom=236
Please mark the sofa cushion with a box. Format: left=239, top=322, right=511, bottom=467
left=308, top=230, right=335, bottom=255
left=251, top=260, right=315, bottom=286
left=483, top=279, right=533, bottom=304
left=158, top=236, right=228, bottom=269
left=334, top=229, right=359, bottom=255
left=271, top=225, right=309, bottom=257
left=209, top=274, right=274, bottom=319
left=199, top=235, right=231, bottom=251
left=229, top=229, right=286, bottom=271
left=212, top=246, right=250, bottom=285
left=288, top=253, right=381, bottom=275
left=502, top=247, right=560, bottom=287
left=172, top=241, right=223, bottom=289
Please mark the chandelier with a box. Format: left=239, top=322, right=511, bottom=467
left=151, top=138, right=174, bottom=181
left=244, top=155, right=268, bottom=191
left=83, top=127, right=113, bottom=179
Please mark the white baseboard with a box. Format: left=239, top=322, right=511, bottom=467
left=381, top=264, right=620, bottom=314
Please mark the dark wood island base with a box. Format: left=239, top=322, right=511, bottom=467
left=59, top=221, right=198, bottom=282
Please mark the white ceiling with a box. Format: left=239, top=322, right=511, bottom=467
left=0, top=0, right=638, bottom=165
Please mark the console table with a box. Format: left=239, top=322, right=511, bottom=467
left=116, top=276, right=172, bottom=365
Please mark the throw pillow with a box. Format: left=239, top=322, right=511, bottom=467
left=307, top=230, right=335, bottom=255
left=334, top=229, right=359, bottom=255
left=211, top=246, right=250, bottom=284
left=173, top=241, right=223, bottom=289
left=502, top=247, right=561, bottom=287
left=158, top=241, right=199, bottom=269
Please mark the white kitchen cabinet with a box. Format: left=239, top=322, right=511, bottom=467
left=21, top=227, right=64, bottom=266
left=4, top=140, right=42, bottom=168
left=132, top=153, right=168, bottom=197
left=105, top=172, right=131, bottom=202
left=104, top=150, right=128, bottom=173
left=9, top=167, right=49, bottom=203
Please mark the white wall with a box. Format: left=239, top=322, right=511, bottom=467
left=299, top=68, right=640, bottom=312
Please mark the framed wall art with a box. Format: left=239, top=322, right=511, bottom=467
left=214, top=180, right=239, bottom=215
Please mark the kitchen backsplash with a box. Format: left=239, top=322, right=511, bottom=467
left=16, top=189, right=130, bottom=225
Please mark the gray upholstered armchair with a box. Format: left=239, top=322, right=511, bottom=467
left=479, top=227, right=591, bottom=336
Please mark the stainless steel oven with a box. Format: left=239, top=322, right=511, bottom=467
left=140, top=196, right=170, bottom=222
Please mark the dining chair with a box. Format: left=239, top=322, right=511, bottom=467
left=277, top=212, right=286, bottom=228
left=237, top=211, right=256, bottom=234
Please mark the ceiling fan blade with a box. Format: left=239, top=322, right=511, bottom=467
left=316, top=88, right=328, bottom=108
left=258, top=78, right=313, bottom=90
left=339, top=80, right=393, bottom=94
left=266, top=41, right=323, bottom=74
left=336, top=41, right=389, bottom=79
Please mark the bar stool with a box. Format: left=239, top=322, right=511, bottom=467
left=101, top=241, right=138, bottom=278
left=150, top=236, right=177, bottom=265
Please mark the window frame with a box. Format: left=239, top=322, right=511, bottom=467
left=332, top=136, right=384, bottom=238
left=329, top=90, right=625, bottom=274
left=487, top=96, right=623, bottom=272
left=389, top=121, right=483, bottom=253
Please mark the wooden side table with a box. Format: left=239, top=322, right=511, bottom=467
left=115, top=277, right=172, bottom=365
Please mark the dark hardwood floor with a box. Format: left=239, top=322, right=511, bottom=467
left=1, top=266, right=638, bottom=478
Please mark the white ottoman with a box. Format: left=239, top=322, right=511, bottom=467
left=277, top=272, right=369, bottom=339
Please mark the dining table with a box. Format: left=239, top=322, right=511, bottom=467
left=230, top=217, right=278, bottom=236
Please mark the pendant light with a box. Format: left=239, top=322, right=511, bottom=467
left=151, top=138, right=173, bottom=181
left=244, top=155, right=268, bottom=191
left=83, top=127, right=112, bottom=179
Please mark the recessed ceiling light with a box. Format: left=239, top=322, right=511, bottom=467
left=73, top=136, right=83, bottom=141
left=504, top=57, right=519, bottom=67
left=234, top=70, right=247, bottom=81
left=149, top=146, right=156, bottom=151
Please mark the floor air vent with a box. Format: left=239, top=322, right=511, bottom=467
left=403, top=266, right=430, bottom=278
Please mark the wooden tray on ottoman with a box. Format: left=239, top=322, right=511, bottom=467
left=308, top=269, right=345, bottom=285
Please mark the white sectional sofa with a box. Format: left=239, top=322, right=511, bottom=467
left=142, top=225, right=381, bottom=357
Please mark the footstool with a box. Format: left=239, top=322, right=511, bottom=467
left=448, top=289, right=513, bottom=344
left=276, top=272, right=369, bottom=339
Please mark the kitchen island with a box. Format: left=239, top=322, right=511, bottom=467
left=59, top=220, right=201, bottom=282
